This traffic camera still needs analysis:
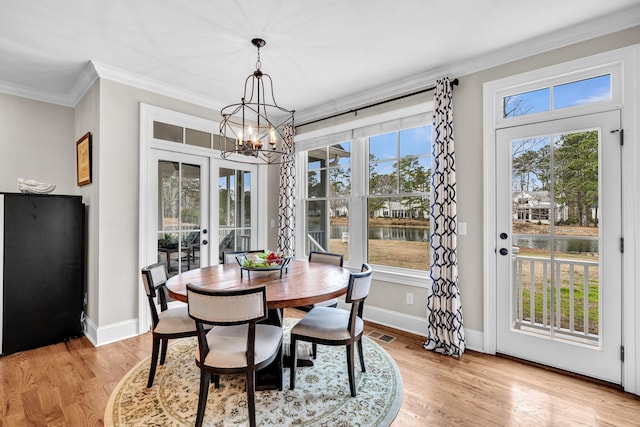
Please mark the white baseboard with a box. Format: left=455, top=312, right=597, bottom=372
left=350, top=303, right=484, bottom=353
left=84, top=304, right=485, bottom=353
left=84, top=316, right=140, bottom=347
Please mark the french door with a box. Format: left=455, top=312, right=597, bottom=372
left=149, top=150, right=210, bottom=276
left=496, top=111, right=622, bottom=383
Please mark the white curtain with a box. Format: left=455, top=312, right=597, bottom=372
left=423, top=77, right=465, bottom=357
left=277, top=124, right=295, bottom=256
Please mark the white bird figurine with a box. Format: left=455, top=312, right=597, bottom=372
left=17, top=178, right=56, bottom=194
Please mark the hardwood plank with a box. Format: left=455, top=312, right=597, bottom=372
left=0, top=311, right=638, bottom=426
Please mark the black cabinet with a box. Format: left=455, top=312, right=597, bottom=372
left=1, top=193, right=85, bottom=355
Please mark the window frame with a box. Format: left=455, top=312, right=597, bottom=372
left=494, top=62, right=622, bottom=128
left=295, top=103, right=433, bottom=288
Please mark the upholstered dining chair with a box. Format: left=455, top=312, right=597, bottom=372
left=297, top=250, right=345, bottom=311
left=290, top=263, right=372, bottom=397
left=187, top=284, right=283, bottom=427
left=221, top=249, right=265, bottom=265
left=141, top=262, right=200, bottom=388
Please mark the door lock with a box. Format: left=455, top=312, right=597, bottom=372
left=499, top=248, right=509, bottom=256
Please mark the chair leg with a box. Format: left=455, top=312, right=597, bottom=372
left=277, top=343, right=284, bottom=391
left=160, top=338, right=169, bottom=365
left=289, top=336, right=297, bottom=390
left=312, top=343, right=317, bottom=359
left=357, top=338, right=366, bottom=372
left=147, top=337, right=160, bottom=388
left=195, top=371, right=210, bottom=427
left=246, top=371, right=256, bottom=427
left=346, top=343, right=357, bottom=397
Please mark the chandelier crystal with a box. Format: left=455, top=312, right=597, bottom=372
left=218, top=38, right=295, bottom=165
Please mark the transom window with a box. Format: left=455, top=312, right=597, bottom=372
left=503, top=74, right=612, bottom=119
left=153, top=121, right=221, bottom=149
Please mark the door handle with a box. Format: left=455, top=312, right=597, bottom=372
left=202, top=240, right=209, bottom=245
left=499, top=248, right=509, bottom=256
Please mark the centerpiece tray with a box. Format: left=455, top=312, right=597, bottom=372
left=235, top=252, right=293, bottom=278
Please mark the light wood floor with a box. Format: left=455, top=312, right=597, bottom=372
left=1, top=309, right=639, bottom=426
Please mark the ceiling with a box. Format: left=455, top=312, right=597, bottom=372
left=1, top=0, right=639, bottom=122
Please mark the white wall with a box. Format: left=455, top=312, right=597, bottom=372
left=0, top=93, right=75, bottom=194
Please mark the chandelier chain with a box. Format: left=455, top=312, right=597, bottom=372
left=256, top=45, right=262, bottom=71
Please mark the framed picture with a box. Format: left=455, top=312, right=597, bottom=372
left=76, top=132, right=92, bottom=186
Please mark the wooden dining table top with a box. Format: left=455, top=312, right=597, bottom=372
left=165, top=259, right=352, bottom=309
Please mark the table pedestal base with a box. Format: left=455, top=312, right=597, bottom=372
left=256, top=309, right=314, bottom=390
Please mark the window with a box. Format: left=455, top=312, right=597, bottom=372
left=300, top=119, right=432, bottom=273
left=305, top=143, right=351, bottom=261
left=502, top=74, right=612, bottom=119
left=367, top=126, right=431, bottom=270
left=553, top=75, right=611, bottom=109
left=153, top=120, right=221, bottom=149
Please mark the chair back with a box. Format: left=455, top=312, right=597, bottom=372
left=141, top=262, right=168, bottom=297
left=141, top=262, right=170, bottom=326
left=187, top=285, right=269, bottom=370
left=346, top=263, right=373, bottom=304
left=187, top=284, right=268, bottom=326
left=308, top=250, right=344, bottom=267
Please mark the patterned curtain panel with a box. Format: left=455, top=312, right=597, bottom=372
left=423, top=77, right=466, bottom=357
left=277, top=124, right=296, bottom=256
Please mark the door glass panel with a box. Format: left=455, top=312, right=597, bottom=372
left=157, top=161, right=202, bottom=276
left=511, top=129, right=600, bottom=346
left=219, top=167, right=253, bottom=260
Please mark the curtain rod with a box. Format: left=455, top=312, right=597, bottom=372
left=296, top=78, right=458, bottom=129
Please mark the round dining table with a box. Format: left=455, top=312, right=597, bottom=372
left=165, top=259, right=352, bottom=309
left=165, top=259, right=352, bottom=390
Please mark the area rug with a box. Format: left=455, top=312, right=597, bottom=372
left=105, top=318, right=402, bottom=426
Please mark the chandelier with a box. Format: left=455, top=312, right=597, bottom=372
left=219, top=38, right=295, bottom=165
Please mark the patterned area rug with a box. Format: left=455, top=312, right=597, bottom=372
left=105, top=318, right=402, bottom=426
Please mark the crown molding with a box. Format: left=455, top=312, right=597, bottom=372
left=67, top=62, right=100, bottom=106
left=0, top=79, right=77, bottom=107
left=90, top=61, right=225, bottom=111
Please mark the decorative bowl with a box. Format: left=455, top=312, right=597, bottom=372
left=235, top=251, right=293, bottom=278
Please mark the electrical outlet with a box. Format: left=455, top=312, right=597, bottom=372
left=406, top=292, right=414, bottom=305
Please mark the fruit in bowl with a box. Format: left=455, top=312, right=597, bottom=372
left=242, top=250, right=287, bottom=268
